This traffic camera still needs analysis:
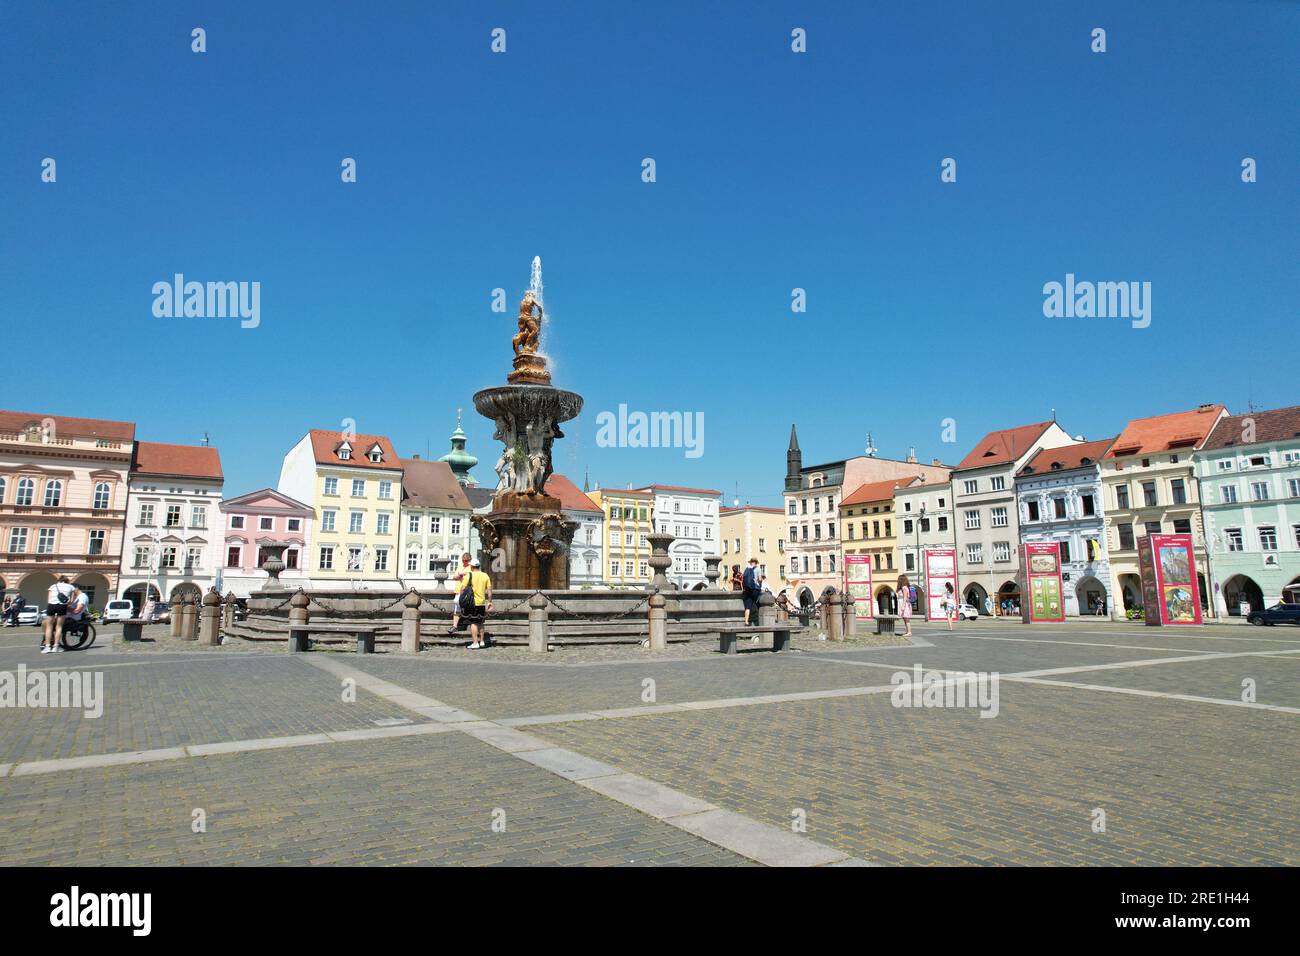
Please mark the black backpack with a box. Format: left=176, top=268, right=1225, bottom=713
left=457, top=573, right=477, bottom=613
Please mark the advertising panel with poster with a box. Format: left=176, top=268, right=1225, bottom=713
left=923, top=547, right=957, bottom=621
left=844, top=554, right=874, bottom=619
left=1019, top=542, right=1065, bottom=623
left=1138, top=532, right=1202, bottom=626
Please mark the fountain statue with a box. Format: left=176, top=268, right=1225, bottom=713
left=472, top=258, right=583, bottom=589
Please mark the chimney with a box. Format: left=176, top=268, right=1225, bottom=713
left=906, top=447, right=917, bottom=463
left=1198, top=403, right=1216, bottom=413
left=931, top=458, right=942, bottom=466
left=411, top=454, right=421, bottom=460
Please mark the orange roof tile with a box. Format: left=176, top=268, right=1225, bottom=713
left=840, top=477, right=920, bottom=507
left=955, top=422, right=1056, bottom=471
left=0, top=409, right=135, bottom=442
left=1019, top=438, right=1116, bottom=475
left=1105, top=406, right=1226, bottom=458
left=546, top=474, right=604, bottom=513
left=308, top=429, right=401, bottom=471
left=132, top=441, right=223, bottom=480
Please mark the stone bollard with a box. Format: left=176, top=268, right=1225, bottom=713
left=843, top=592, right=858, bottom=638
left=169, top=592, right=183, bottom=637
left=179, top=594, right=198, bottom=641
left=757, top=591, right=776, bottom=627
left=647, top=590, right=667, bottom=651
left=824, top=589, right=843, bottom=642
left=199, top=588, right=222, bottom=645
left=287, top=588, right=310, bottom=652
left=527, top=592, right=549, bottom=653
left=222, top=591, right=237, bottom=629
left=401, top=589, right=422, bottom=654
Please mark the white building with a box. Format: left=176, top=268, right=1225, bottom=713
left=398, top=457, right=472, bottom=592
left=635, top=484, right=721, bottom=589
left=118, top=441, right=224, bottom=609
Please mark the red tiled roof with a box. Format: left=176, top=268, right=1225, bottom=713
left=546, top=474, right=603, bottom=513
left=840, top=477, right=919, bottom=507
left=633, top=484, right=723, bottom=496
left=1201, top=405, right=1300, bottom=451
left=0, top=409, right=135, bottom=442
left=955, top=422, right=1056, bottom=471
left=308, top=429, right=401, bottom=470
left=132, top=441, right=223, bottom=480
left=1019, top=437, right=1116, bottom=475
left=1105, top=406, right=1226, bottom=458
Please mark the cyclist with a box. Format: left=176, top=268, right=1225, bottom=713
left=64, top=587, right=91, bottom=643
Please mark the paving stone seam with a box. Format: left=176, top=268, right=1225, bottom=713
left=299, top=654, right=861, bottom=867
left=1003, top=676, right=1300, bottom=714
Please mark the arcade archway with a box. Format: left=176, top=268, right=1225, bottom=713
left=1222, top=574, right=1264, bottom=616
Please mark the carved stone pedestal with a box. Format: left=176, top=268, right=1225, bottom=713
left=474, top=507, right=577, bottom=591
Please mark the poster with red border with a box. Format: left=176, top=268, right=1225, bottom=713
left=1139, top=532, right=1202, bottom=626
left=923, top=547, right=957, bottom=621
left=1019, top=542, right=1065, bottom=623
left=844, top=554, right=874, bottom=619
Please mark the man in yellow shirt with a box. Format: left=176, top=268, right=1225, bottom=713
left=458, top=557, right=494, bottom=649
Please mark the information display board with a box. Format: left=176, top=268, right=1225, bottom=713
left=1137, top=532, right=1203, bottom=626
left=923, top=547, right=957, bottom=622
left=844, top=554, right=874, bottom=620
left=1019, top=542, right=1065, bottom=623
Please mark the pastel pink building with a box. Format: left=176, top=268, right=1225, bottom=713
left=218, top=488, right=313, bottom=597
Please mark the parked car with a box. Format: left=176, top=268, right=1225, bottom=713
left=1246, top=602, right=1300, bottom=626
left=955, top=602, right=980, bottom=621
left=144, top=602, right=171, bottom=624
left=16, top=605, right=41, bottom=627
left=102, top=599, right=136, bottom=623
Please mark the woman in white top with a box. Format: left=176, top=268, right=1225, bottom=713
left=42, top=575, right=74, bottom=652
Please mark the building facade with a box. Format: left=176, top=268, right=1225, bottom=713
left=720, top=505, right=787, bottom=591
left=586, top=487, right=654, bottom=588
left=840, top=478, right=919, bottom=613
left=894, top=477, right=956, bottom=611
left=0, top=410, right=134, bottom=612
left=546, top=473, right=605, bottom=587
left=1101, top=404, right=1227, bottom=619
left=119, top=442, right=225, bottom=609
left=783, top=424, right=950, bottom=602
left=952, top=421, right=1077, bottom=615
left=1015, top=438, right=1115, bottom=616
left=277, top=430, right=404, bottom=589
left=1194, top=406, right=1300, bottom=616
left=397, top=457, right=473, bottom=591
left=636, top=485, right=721, bottom=589
left=219, top=488, right=314, bottom=597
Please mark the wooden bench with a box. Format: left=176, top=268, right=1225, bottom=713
left=121, top=618, right=147, bottom=641
left=716, top=623, right=793, bottom=655
left=286, top=623, right=379, bottom=654
left=875, top=614, right=898, bottom=636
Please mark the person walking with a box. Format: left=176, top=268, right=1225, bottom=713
left=445, top=552, right=472, bottom=636
left=942, top=582, right=956, bottom=632
left=896, top=574, right=913, bottom=637
left=741, top=558, right=762, bottom=626
left=42, top=575, right=73, bottom=653
left=458, top=557, right=493, bottom=650
left=729, top=564, right=743, bottom=592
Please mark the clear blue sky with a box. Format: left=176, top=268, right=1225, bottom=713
left=2, top=1, right=1296, bottom=507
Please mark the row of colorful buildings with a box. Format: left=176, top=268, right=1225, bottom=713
left=779, top=403, right=1300, bottom=619
left=4, top=401, right=1296, bottom=617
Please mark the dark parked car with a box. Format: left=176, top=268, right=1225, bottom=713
left=145, top=602, right=171, bottom=624
left=1246, top=602, right=1300, bottom=626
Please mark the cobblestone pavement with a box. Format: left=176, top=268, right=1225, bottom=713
left=1, top=618, right=1295, bottom=865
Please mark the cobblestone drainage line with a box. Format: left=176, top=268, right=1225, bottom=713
left=301, top=654, right=867, bottom=867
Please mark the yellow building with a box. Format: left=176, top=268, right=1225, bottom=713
left=719, top=505, right=787, bottom=589
left=278, top=430, right=404, bottom=587
left=586, top=487, right=654, bottom=587
left=839, top=477, right=919, bottom=613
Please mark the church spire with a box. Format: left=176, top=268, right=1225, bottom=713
left=438, top=409, right=479, bottom=485
left=785, top=424, right=803, bottom=492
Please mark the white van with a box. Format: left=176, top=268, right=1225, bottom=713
left=102, top=599, right=135, bottom=623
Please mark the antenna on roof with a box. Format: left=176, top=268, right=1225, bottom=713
left=200, top=432, right=209, bottom=446
left=1051, top=408, right=1056, bottom=422
left=865, top=432, right=877, bottom=457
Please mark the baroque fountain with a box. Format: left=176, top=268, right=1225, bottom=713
left=471, top=258, right=582, bottom=589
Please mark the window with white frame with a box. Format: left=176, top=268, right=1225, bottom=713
left=186, top=547, right=202, bottom=570
left=991, top=507, right=1008, bottom=528
left=348, top=511, right=364, bottom=533
left=323, top=477, right=339, bottom=496
left=43, top=480, right=62, bottom=507
left=351, top=479, right=365, bottom=497
left=36, top=528, right=56, bottom=553
left=160, top=546, right=177, bottom=568
left=259, top=516, right=274, bottom=531
left=139, top=503, right=155, bottom=525
left=1251, top=481, right=1269, bottom=502
left=993, top=541, right=1010, bottom=562
left=965, top=510, right=981, bottom=530
left=1289, top=478, right=1300, bottom=498
left=408, top=514, right=421, bottom=534
left=287, top=518, right=301, bottom=532
left=407, top=552, right=419, bottom=572
left=990, top=476, right=1005, bottom=491
left=450, top=517, right=461, bottom=535
left=963, top=479, right=977, bottom=494
left=319, top=547, right=335, bottom=570
left=321, top=509, right=337, bottom=532
left=376, top=513, right=390, bottom=535
left=966, top=543, right=983, bottom=563
left=166, top=505, right=182, bottom=527
left=88, top=529, right=105, bottom=554
left=1258, top=526, right=1277, bottom=551
left=192, top=505, right=207, bottom=528
left=134, top=545, right=150, bottom=567
left=1221, top=485, right=1238, bottom=504
left=229, top=514, right=245, bottom=529
left=15, top=478, right=34, bottom=506
left=1225, top=528, right=1243, bottom=551
left=379, top=480, right=393, bottom=500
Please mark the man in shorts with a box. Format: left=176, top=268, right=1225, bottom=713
left=459, top=557, right=493, bottom=650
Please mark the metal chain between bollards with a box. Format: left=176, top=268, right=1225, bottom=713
left=541, top=591, right=652, bottom=622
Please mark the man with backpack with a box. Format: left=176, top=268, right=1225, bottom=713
left=457, top=557, right=493, bottom=650
left=445, top=552, right=472, bottom=636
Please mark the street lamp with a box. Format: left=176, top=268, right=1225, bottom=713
left=913, top=501, right=926, bottom=615
left=143, top=529, right=161, bottom=615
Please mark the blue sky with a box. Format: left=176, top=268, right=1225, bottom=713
left=2, top=1, right=1296, bottom=507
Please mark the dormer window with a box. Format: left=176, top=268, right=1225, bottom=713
left=367, top=444, right=384, bottom=463
left=336, top=440, right=353, bottom=461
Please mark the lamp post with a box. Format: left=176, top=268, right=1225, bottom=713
left=143, top=529, right=161, bottom=615
left=914, top=502, right=926, bottom=615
